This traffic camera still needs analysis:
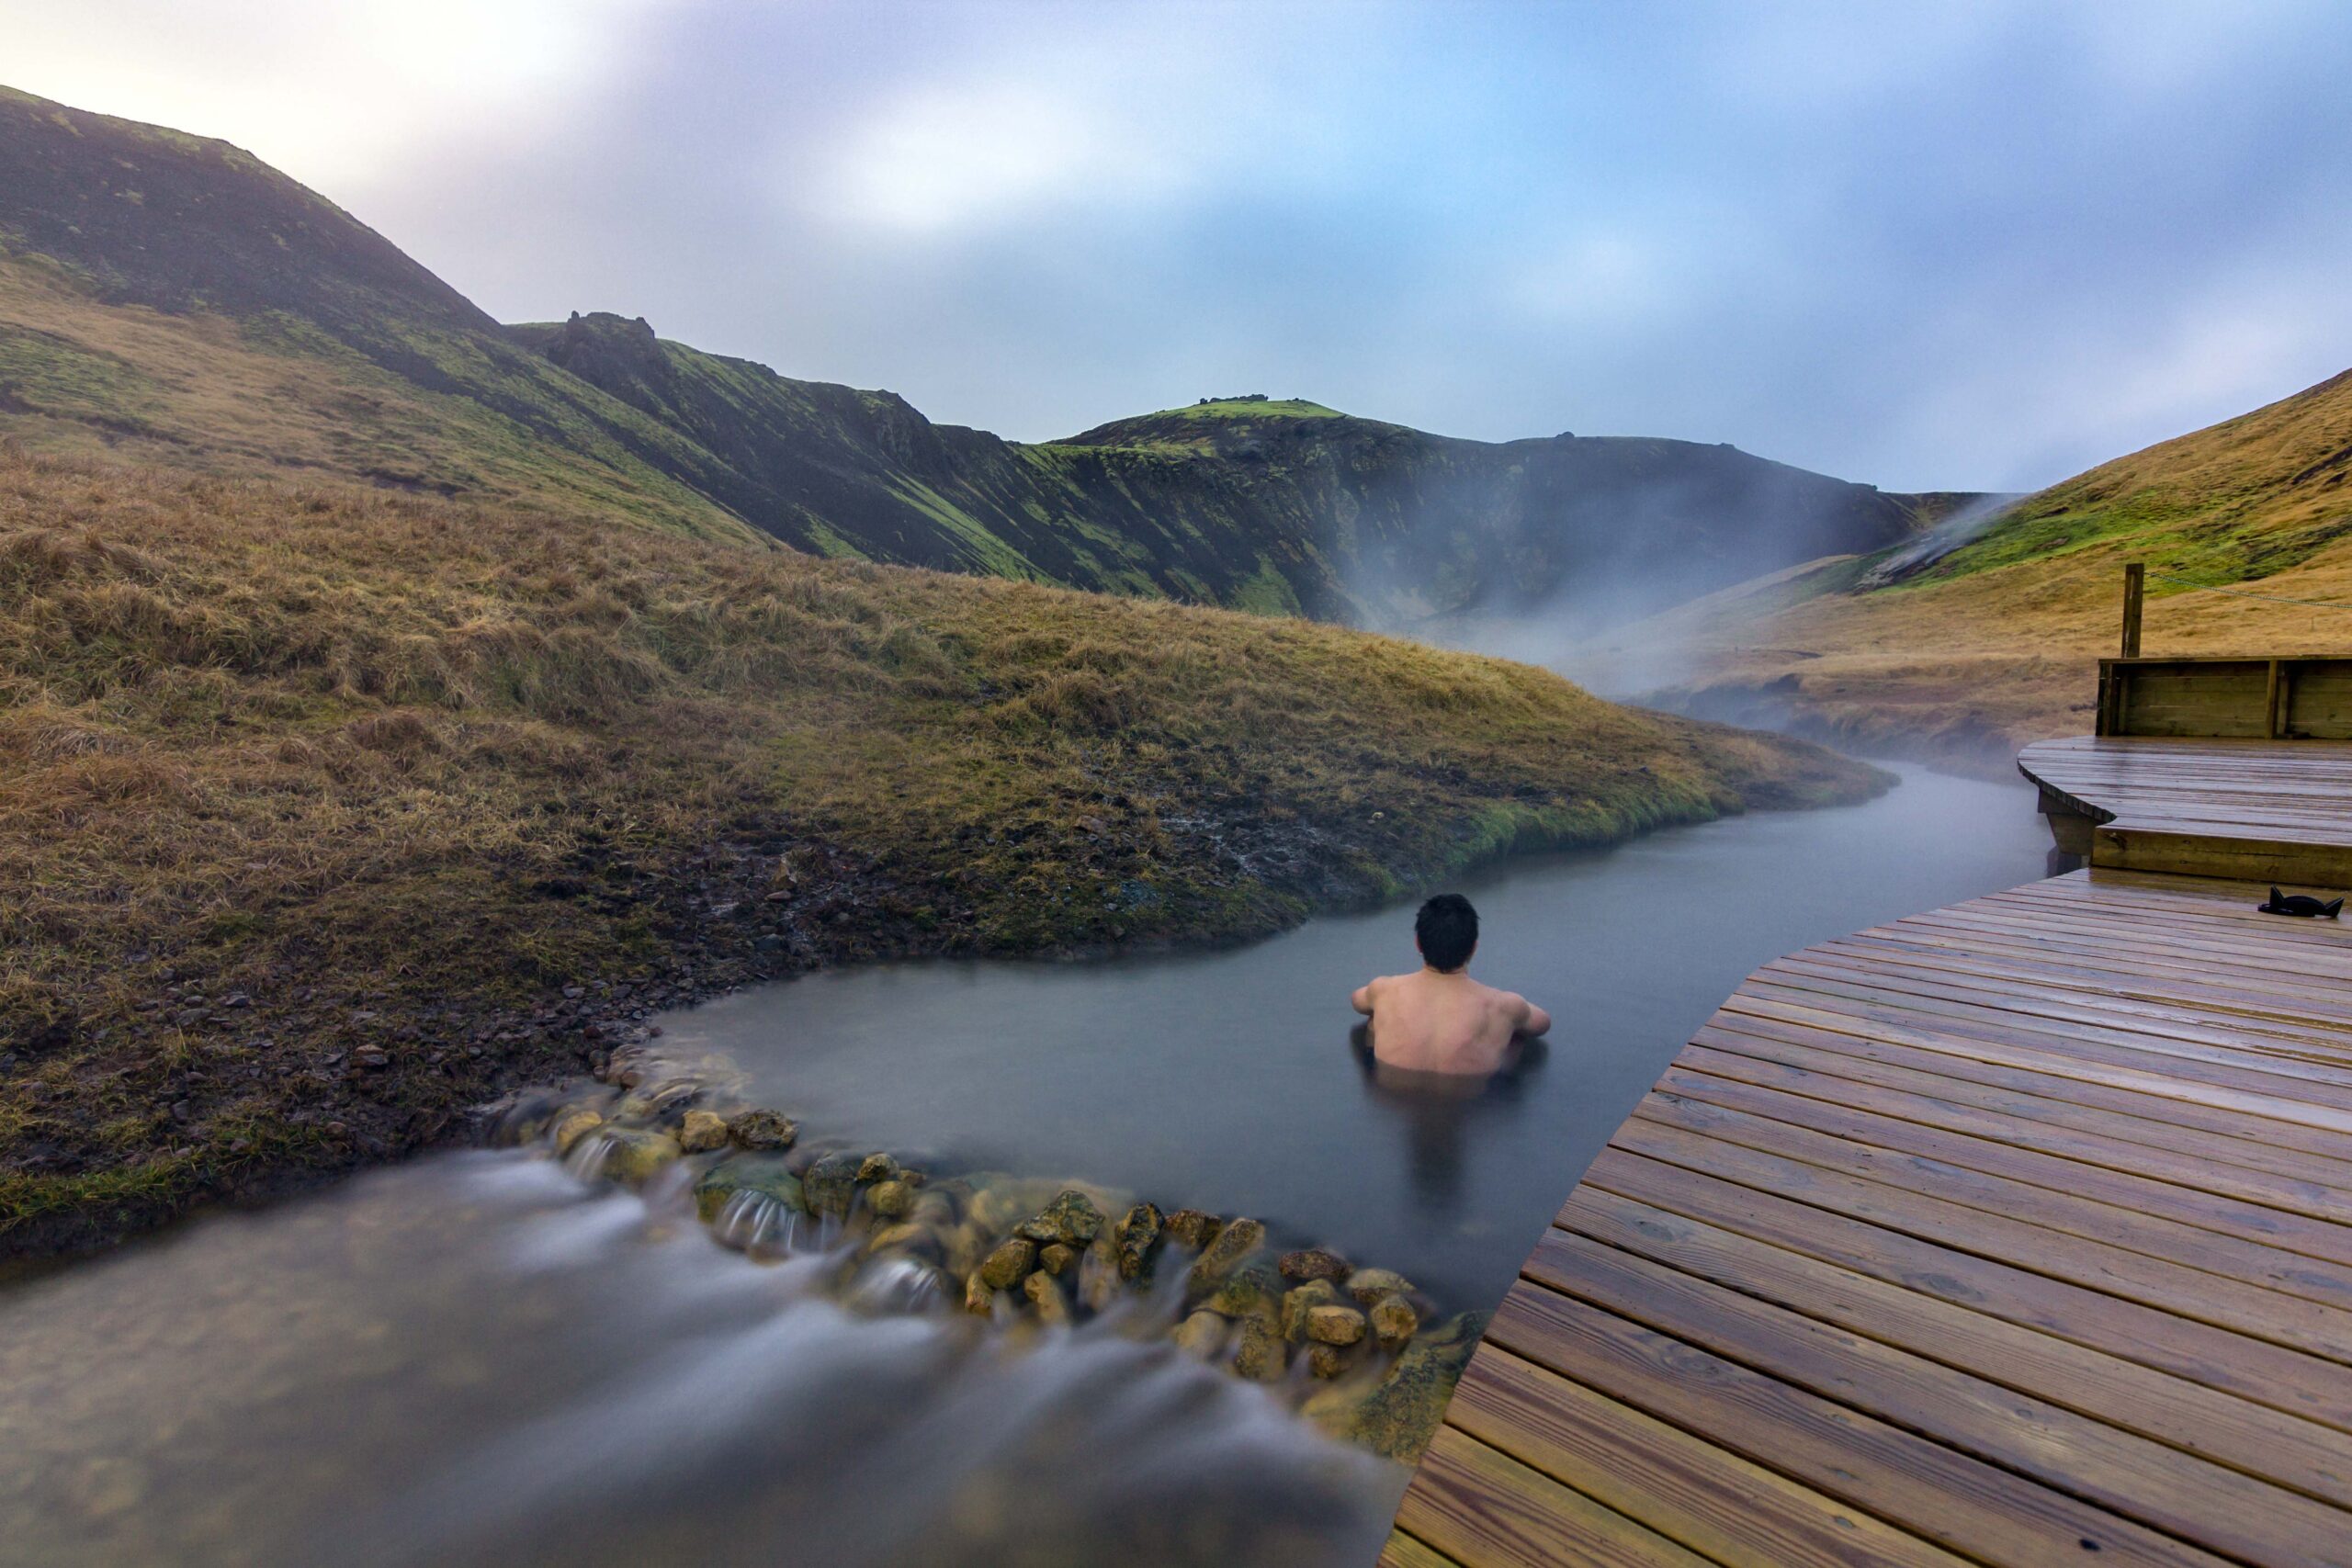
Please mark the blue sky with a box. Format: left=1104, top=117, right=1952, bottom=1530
left=6, top=0, right=2349, bottom=491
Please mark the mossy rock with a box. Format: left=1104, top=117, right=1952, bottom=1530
left=801, top=1150, right=866, bottom=1218
left=594, top=1127, right=681, bottom=1186
left=1113, top=1201, right=1163, bottom=1282
left=1336, top=1311, right=1487, bottom=1461
left=693, top=1154, right=807, bottom=1224
left=1185, top=1216, right=1264, bottom=1292
left=1017, top=1188, right=1108, bottom=1247
left=1204, top=1262, right=1283, bottom=1325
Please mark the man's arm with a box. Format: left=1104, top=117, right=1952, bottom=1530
left=1351, top=978, right=1377, bottom=1016
left=1515, top=995, right=1553, bottom=1035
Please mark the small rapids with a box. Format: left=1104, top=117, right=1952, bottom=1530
left=0, top=1152, right=1400, bottom=1568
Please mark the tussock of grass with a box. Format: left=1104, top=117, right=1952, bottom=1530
left=0, top=447, right=1879, bottom=1251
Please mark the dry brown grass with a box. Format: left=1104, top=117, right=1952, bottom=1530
left=1617, top=368, right=2352, bottom=766
left=0, top=446, right=1877, bottom=1251
left=0, top=253, right=755, bottom=543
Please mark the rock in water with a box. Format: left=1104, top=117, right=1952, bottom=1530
left=1306, top=1304, right=1366, bottom=1346
left=1231, top=1317, right=1286, bottom=1382
left=678, top=1109, right=729, bottom=1153
left=857, top=1152, right=901, bottom=1184
left=1281, top=1279, right=1340, bottom=1342
left=1370, top=1294, right=1419, bottom=1345
left=550, top=1109, right=605, bottom=1156
left=869, top=1179, right=916, bottom=1219
left=1204, top=1263, right=1283, bottom=1325
left=595, top=1127, right=682, bottom=1186
left=1170, top=1310, right=1227, bottom=1359
left=1113, top=1202, right=1164, bottom=1281
left=726, top=1108, right=797, bottom=1151
left=978, top=1237, right=1037, bottom=1291
left=962, top=1272, right=999, bottom=1315
left=1165, top=1209, right=1222, bottom=1249
left=692, top=1155, right=806, bottom=1224
left=1308, top=1344, right=1348, bottom=1380
left=1185, top=1216, right=1264, bottom=1292
left=1279, top=1248, right=1350, bottom=1283
left=1016, top=1189, right=1107, bottom=1247
left=1080, top=1235, right=1121, bottom=1313
left=1345, top=1267, right=1415, bottom=1305
left=1023, top=1269, right=1071, bottom=1325
left=802, top=1150, right=865, bottom=1217
left=1038, top=1242, right=1079, bottom=1277
left=1341, top=1312, right=1487, bottom=1461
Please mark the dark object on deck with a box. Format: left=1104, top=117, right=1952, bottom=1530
left=2260, top=886, right=2343, bottom=919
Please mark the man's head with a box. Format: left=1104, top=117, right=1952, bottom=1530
left=1415, top=894, right=1478, bottom=973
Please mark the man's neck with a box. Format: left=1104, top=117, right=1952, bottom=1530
left=1420, top=964, right=1468, bottom=980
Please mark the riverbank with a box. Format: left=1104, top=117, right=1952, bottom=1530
left=0, top=449, right=1885, bottom=1257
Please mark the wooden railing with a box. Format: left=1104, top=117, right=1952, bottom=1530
left=2096, top=654, right=2352, bottom=738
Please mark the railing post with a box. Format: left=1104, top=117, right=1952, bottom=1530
left=2120, top=562, right=2144, bottom=659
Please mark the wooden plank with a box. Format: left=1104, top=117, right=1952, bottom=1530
left=1613, top=1109, right=2352, bottom=1361
left=1522, top=1230, right=2352, bottom=1564
left=1633, top=1089, right=2352, bottom=1319
left=1690, top=1012, right=2352, bottom=1168
left=1718, top=990, right=2352, bottom=1134
left=1655, top=1064, right=2352, bottom=1266
left=1665, top=1048, right=2352, bottom=1232
left=1581, top=1147, right=2352, bottom=1431
left=1683, top=1029, right=2352, bottom=1205
left=1379, top=1530, right=1464, bottom=1568
left=1448, top=1348, right=1973, bottom=1567
left=1558, top=1185, right=2352, bottom=1505
left=1484, top=1281, right=2240, bottom=1567
left=1393, top=1427, right=1711, bottom=1568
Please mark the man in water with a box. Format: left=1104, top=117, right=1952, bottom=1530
left=1350, top=893, right=1551, bottom=1075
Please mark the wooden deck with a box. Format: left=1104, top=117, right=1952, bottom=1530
left=1385, top=790, right=2352, bottom=1563
left=2021, top=735, right=2352, bottom=885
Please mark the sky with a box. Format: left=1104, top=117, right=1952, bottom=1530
left=5, top=0, right=2349, bottom=493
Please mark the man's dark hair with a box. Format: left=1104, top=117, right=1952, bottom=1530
left=1416, top=894, right=1478, bottom=973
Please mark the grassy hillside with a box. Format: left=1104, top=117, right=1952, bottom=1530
left=0, top=85, right=1970, bottom=636
left=1619, top=367, right=2352, bottom=770
left=0, top=446, right=1881, bottom=1254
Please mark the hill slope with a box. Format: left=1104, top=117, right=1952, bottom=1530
left=1617, top=367, right=2352, bottom=769
left=0, top=446, right=1881, bottom=1252
left=0, top=85, right=1965, bottom=629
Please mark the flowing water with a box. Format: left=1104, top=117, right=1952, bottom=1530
left=0, top=763, right=2051, bottom=1567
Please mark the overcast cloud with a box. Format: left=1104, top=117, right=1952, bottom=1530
left=5, top=0, right=2348, bottom=491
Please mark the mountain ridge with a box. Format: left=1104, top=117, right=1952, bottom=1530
left=0, top=84, right=1981, bottom=631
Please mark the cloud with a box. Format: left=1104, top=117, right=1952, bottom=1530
left=0, top=0, right=657, bottom=191
left=5, top=0, right=2348, bottom=492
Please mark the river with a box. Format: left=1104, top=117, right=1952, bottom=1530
left=0, top=762, right=2052, bottom=1567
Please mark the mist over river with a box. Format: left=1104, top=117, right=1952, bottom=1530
left=0, top=763, right=2050, bottom=1567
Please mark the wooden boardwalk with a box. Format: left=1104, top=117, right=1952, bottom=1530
left=2022, top=735, right=2352, bottom=884
left=1385, top=752, right=2352, bottom=1566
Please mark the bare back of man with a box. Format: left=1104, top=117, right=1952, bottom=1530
left=1351, top=969, right=1548, bottom=1075
left=1350, top=893, right=1550, bottom=1077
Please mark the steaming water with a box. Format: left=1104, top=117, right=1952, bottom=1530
left=0, top=763, right=2048, bottom=1567
left=668, top=764, right=2051, bottom=1307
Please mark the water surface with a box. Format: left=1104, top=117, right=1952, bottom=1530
left=669, top=763, right=2051, bottom=1305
